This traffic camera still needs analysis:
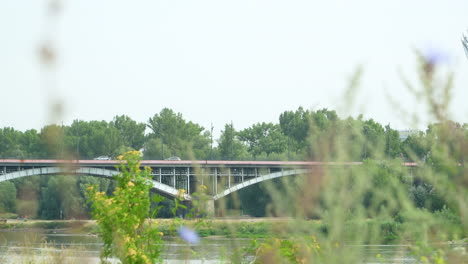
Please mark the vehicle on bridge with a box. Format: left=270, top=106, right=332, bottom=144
left=94, top=156, right=112, bottom=160
left=165, top=156, right=181, bottom=161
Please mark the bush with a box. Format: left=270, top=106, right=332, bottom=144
left=86, top=151, right=164, bottom=264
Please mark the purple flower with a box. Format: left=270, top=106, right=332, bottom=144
left=178, top=226, right=200, bottom=244
left=421, top=46, right=450, bottom=66
left=419, top=45, right=451, bottom=77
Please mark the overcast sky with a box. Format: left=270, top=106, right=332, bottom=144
left=1, top=0, right=467, bottom=136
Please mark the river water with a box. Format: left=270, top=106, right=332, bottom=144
left=0, top=229, right=417, bottom=263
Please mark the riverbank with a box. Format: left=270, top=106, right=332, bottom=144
left=0, top=219, right=94, bottom=232
left=0, top=218, right=321, bottom=239
left=1, top=218, right=466, bottom=245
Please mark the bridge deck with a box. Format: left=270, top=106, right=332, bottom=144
left=0, top=159, right=366, bottom=167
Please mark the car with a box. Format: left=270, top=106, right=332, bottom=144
left=94, top=156, right=112, bottom=160
left=165, top=156, right=181, bottom=161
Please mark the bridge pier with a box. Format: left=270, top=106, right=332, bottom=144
left=205, top=199, right=215, bottom=216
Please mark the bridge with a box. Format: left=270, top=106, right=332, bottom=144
left=0, top=159, right=417, bottom=211
left=0, top=159, right=374, bottom=199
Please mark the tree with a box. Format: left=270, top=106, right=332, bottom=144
left=20, top=129, right=43, bottom=158
left=307, top=109, right=340, bottom=160
left=78, top=176, right=112, bottom=214
left=39, top=177, right=61, bottom=219
left=142, top=137, right=164, bottom=160
left=89, top=125, right=125, bottom=158
left=147, top=108, right=210, bottom=159
left=110, top=115, right=146, bottom=150
left=402, top=132, right=431, bottom=161
left=0, top=182, right=17, bottom=213
left=336, top=117, right=366, bottom=161
left=384, top=125, right=401, bottom=158
left=189, top=130, right=211, bottom=160
left=217, top=124, right=248, bottom=160
left=238, top=183, right=270, bottom=216
left=361, top=119, right=385, bottom=159
left=0, top=127, right=23, bottom=158
left=66, top=120, right=125, bottom=159
left=37, top=176, right=87, bottom=219
left=13, top=176, right=40, bottom=218
left=238, top=122, right=287, bottom=158
left=148, top=108, right=186, bottom=158
left=57, top=176, right=86, bottom=219
left=66, top=120, right=98, bottom=159
left=279, top=107, right=310, bottom=150
left=311, top=108, right=338, bottom=131
left=39, top=124, right=65, bottom=158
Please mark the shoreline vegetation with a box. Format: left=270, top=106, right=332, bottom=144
left=1, top=219, right=466, bottom=245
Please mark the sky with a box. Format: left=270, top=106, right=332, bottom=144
left=1, top=0, right=468, bottom=137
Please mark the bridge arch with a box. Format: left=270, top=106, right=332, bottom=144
left=0, top=167, right=189, bottom=200
left=213, top=168, right=311, bottom=200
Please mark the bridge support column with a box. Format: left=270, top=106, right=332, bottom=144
left=187, top=168, right=190, bottom=194
left=214, top=168, right=218, bottom=194
left=205, top=199, right=215, bottom=216
left=173, top=168, right=176, bottom=188
left=228, top=168, right=231, bottom=189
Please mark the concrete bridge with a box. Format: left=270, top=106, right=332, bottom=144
left=0, top=159, right=376, bottom=201
left=0, top=159, right=418, bottom=213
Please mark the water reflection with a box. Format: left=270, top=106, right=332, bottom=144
left=0, top=230, right=252, bottom=263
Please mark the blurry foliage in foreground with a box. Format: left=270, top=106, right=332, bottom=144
left=231, top=53, right=467, bottom=263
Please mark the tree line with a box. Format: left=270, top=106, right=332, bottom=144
left=0, top=107, right=430, bottom=161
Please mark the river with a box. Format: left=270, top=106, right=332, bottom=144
left=0, top=229, right=417, bottom=263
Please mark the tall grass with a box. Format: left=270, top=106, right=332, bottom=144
left=221, top=54, right=467, bottom=263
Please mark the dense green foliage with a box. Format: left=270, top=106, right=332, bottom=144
left=0, top=109, right=418, bottom=162
left=4, top=175, right=114, bottom=219
left=0, top=182, right=16, bottom=213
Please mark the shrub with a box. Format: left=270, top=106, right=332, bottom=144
left=86, top=151, right=164, bottom=264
